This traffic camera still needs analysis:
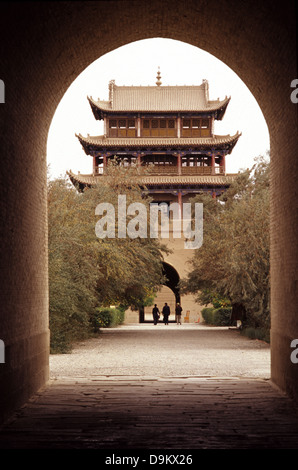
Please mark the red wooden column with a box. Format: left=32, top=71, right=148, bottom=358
left=103, top=154, right=107, bottom=174
left=177, top=153, right=182, bottom=175
left=132, top=152, right=141, bottom=167
left=211, top=153, right=215, bottom=175
left=177, top=117, right=181, bottom=138
left=93, top=156, right=100, bottom=175
left=220, top=154, right=226, bottom=174
left=178, top=191, right=183, bottom=217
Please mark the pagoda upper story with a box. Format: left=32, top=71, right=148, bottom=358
left=88, top=74, right=230, bottom=134
left=69, top=70, right=241, bottom=196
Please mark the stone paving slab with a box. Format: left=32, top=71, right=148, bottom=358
left=0, top=325, right=297, bottom=450
left=0, top=376, right=298, bottom=449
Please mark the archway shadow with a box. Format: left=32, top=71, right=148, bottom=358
left=139, top=262, right=180, bottom=323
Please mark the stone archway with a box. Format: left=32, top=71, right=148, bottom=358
left=0, top=1, right=297, bottom=423
left=143, top=286, right=176, bottom=323
left=142, top=262, right=180, bottom=322
left=162, top=262, right=180, bottom=305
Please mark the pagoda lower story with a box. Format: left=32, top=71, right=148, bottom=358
left=68, top=133, right=240, bottom=205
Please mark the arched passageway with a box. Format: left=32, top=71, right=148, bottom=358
left=142, top=262, right=180, bottom=322
left=162, top=262, right=180, bottom=305
left=0, top=1, right=297, bottom=424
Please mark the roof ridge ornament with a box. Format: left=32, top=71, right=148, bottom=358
left=156, top=67, right=162, bottom=86
left=202, top=78, right=209, bottom=102
left=108, top=79, right=115, bottom=103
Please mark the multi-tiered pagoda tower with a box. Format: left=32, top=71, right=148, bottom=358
left=68, top=70, right=241, bottom=323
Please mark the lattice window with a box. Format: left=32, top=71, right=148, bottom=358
left=119, top=119, right=126, bottom=128
left=109, top=119, right=117, bottom=128
left=128, top=119, right=135, bottom=128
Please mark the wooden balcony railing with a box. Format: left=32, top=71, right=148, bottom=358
left=95, top=165, right=225, bottom=176
left=144, top=165, right=225, bottom=176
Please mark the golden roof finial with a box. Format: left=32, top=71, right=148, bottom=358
left=156, top=67, right=162, bottom=86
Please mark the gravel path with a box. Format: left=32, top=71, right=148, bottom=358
left=50, top=323, right=271, bottom=379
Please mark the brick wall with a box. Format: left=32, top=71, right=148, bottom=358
left=0, top=1, right=297, bottom=422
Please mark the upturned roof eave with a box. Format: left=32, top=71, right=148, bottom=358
left=75, top=131, right=241, bottom=153
left=87, top=95, right=231, bottom=117
left=67, top=169, right=238, bottom=189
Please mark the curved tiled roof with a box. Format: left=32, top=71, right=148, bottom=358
left=76, top=132, right=241, bottom=151
left=67, top=170, right=237, bottom=188
left=88, top=80, right=230, bottom=118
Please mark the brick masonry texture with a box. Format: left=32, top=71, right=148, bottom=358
left=1, top=326, right=297, bottom=450
left=0, top=0, right=297, bottom=426
left=2, top=377, right=298, bottom=449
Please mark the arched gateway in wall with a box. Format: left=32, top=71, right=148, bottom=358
left=0, top=1, right=297, bottom=424
left=141, top=262, right=180, bottom=323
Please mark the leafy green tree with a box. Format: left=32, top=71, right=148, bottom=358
left=48, top=178, right=100, bottom=352
left=79, top=160, right=168, bottom=308
left=48, top=162, right=167, bottom=351
left=181, top=155, right=270, bottom=330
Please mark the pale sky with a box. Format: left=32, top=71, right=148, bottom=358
left=47, top=38, right=270, bottom=180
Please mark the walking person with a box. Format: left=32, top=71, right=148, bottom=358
left=162, top=302, right=170, bottom=325
left=175, top=303, right=183, bottom=325
left=152, top=304, right=160, bottom=325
